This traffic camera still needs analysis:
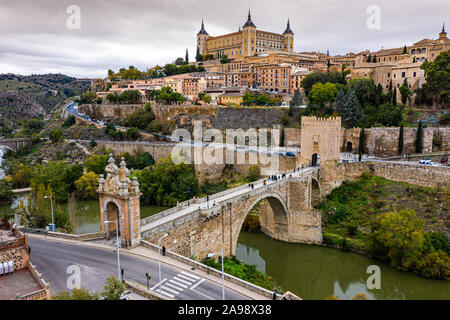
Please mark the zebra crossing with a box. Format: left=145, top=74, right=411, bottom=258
left=153, top=271, right=202, bottom=298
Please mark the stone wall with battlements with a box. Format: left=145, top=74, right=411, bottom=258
left=337, top=161, right=450, bottom=188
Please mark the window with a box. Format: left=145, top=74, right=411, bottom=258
left=402, top=72, right=406, bottom=78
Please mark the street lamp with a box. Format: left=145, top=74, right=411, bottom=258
left=104, top=217, right=121, bottom=281
left=43, top=195, right=54, bottom=232
left=206, top=248, right=225, bottom=300
left=158, top=233, right=169, bottom=294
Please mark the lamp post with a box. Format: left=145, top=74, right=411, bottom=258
left=206, top=248, right=225, bottom=300
left=104, top=217, right=121, bottom=281
left=158, top=233, right=168, bottom=294
left=43, top=195, right=54, bottom=232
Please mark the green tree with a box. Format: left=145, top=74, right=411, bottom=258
left=398, top=125, right=404, bottom=155
left=358, top=128, right=365, bottom=160
left=90, top=139, right=97, bottom=147
left=309, top=82, right=338, bottom=107
left=392, top=87, right=397, bottom=106
left=290, top=88, right=303, bottom=109
left=403, top=45, right=407, bottom=54
left=370, top=209, right=425, bottom=271
left=399, top=81, right=412, bottom=105
left=336, top=89, right=364, bottom=128
left=415, top=120, right=423, bottom=153
left=126, top=127, right=139, bottom=140
left=52, top=288, right=99, bottom=300
left=49, top=129, right=64, bottom=143
left=0, top=178, right=13, bottom=204
left=247, top=166, right=260, bottom=182
left=24, top=119, right=44, bottom=135
left=420, top=50, right=450, bottom=107
left=31, top=161, right=70, bottom=203
left=84, top=154, right=108, bottom=175
left=185, top=48, right=189, bottom=64
left=75, top=172, right=99, bottom=200
left=63, top=115, right=76, bottom=128
left=101, top=276, right=126, bottom=300
left=220, top=55, right=229, bottom=64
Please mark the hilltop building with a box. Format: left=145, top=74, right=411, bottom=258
left=197, top=11, right=294, bottom=60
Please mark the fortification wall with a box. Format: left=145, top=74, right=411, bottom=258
left=337, top=161, right=450, bottom=188
left=79, top=104, right=143, bottom=122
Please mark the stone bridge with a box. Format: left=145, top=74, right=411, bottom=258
left=0, top=138, right=31, bottom=152
left=140, top=167, right=323, bottom=260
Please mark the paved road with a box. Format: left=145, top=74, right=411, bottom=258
left=65, top=102, right=300, bottom=155
left=28, top=237, right=248, bottom=300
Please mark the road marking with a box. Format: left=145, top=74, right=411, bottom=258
left=177, top=274, right=197, bottom=282
left=169, top=279, right=188, bottom=288
left=180, top=271, right=200, bottom=280
left=161, top=285, right=180, bottom=295
left=190, top=278, right=205, bottom=290
left=165, top=282, right=184, bottom=291
left=190, top=287, right=215, bottom=300
left=173, top=276, right=192, bottom=286
left=150, top=278, right=167, bottom=291
left=159, top=290, right=175, bottom=298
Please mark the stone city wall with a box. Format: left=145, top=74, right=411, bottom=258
left=337, top=161, right=450, bottom=188
left=79, top=104, right=143, bottom=122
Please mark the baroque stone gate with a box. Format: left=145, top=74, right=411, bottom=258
left=97, top=155, right=142, bottom=247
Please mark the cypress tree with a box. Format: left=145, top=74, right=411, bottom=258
left=185, top=48, right=189, bottom=64
left=398, top=125, right=404, bottom=154
left=367, top=54, right=371, bottom=63
left=403, top=45, right=407, bottom=54
left=415, top=121, right=423, bottom=153
left=280, top=126, right=285, bottom=147
left=394, top=88, right=397, bottom=105
left=359, top=127, right=365, bottom=161
left=372, top=54, right=377, bottom=63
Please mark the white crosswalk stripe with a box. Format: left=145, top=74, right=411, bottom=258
left=161, top=285, right=180, bottom=295
left=154, top=272, right=204, bottom=299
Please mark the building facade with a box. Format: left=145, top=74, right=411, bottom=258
left=197, top=11, right=294, bottom=60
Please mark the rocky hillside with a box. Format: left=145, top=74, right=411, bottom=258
left=0, top=91, right=45, bottom=130
left=0, top=73, right=90, bottom=135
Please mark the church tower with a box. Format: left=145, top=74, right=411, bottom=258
left=242, top=10, right=257, bottom=57
left=197, top=19, right=209, bottom=56
left=439, top=23, right=448, bottom=41
left=282, top=18, right=294, bottom=53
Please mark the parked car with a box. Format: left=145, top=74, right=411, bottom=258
left=419, top=159, right=432, bottom=165
left=285, top=152, right=296, bottom=157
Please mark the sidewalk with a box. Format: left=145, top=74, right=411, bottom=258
left=26, top=233, right=269, bottom=300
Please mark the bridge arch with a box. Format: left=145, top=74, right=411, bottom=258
left=311, top=178, right=321, bottom=206
left=232, top=191, right=289, bottom=255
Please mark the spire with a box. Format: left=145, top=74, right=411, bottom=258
left=197, top=19, right=208, bottom=36
left=327, top=48, right=330, bottom=57
left=283, top=18, right=294, bottom=35
left=243, top=10, right=256, bottom=28
left=442, top=22, right=446, bottom=33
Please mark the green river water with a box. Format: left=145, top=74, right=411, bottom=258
left=1, top=197, right=449, bottom=300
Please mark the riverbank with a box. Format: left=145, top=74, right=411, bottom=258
left=236, top=231, right=450, bottom=300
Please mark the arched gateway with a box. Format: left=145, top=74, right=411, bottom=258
left=97, top=154, right=142, bottom=248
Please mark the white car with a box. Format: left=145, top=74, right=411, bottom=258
left=419, top=159, right=434, bottom=165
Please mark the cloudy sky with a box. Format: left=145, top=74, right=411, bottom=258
left=0, top=0, right=448, bottom=78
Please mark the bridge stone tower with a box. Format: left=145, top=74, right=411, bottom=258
left=97, top=154, right=142, bottom=248
left=299, top=116, right=342, bottom=195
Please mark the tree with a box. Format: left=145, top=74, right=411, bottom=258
left=367, top=54, right=372, bottom=63
left=90, top=139, right=97, bottom=147
left=174, top=57, right=185, bottom=66
left=49, top=129, right=64, bottom=143
left=349, top=79, right=377, bottom=107
left=0, top=178, right=13, bottom=204
left=290, top=88, right=303, bottom=108
left=336, top=89, right=364, bottom=128
left=62, top=115, right=75, bottom=128
left=220, top=55, right=229, bottom=64
left=340, top=64, right=351, bottom=85
left=399, top=79, right=412, bottom=105
left=370, top=209, right=425, bottom=271
left=75, top=172, right=99, bottom=200
left=301, top=71, right=344, bottom=96
left=420, top=50, right=450, bottom=107
left=398, top=125, right=404, bottom=155
left=126, top=127, right=139, bottom=140
left=31, top=161, right=70, bottom=203
left=247, top=165, right=260, bottom=182
left=403, top=45, right=407, bottom=54
left=101, top=276, right=126, bottom=300
left=185, top=48, right=189, bottom=64
left=415, top=120, right=423, bottom=153
left=372, top=54, right=377, bottom=63
left=280, top=127, right=285, bottom=147
left=196, top=47, right=201, bottom=62
left=84, top=154, right=108, bottom=175
left=309, top=82, right=338, bottom=107
left=52, top=288, right=99, bottom=300
left=392, top=87, right=397, bottom=106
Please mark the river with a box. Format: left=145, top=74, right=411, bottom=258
left=236, top=231, right=450, bottom=300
